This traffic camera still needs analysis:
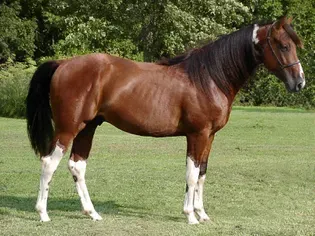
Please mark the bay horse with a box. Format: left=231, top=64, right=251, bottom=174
left=26, top=16, right=305, bottom=224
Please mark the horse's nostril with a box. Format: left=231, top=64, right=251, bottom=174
left=297, top=82, right=303, bottom=91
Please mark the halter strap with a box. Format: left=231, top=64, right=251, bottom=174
left=266, top=22, right=300, bottom=70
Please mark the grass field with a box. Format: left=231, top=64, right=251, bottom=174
left=0, top=107, right=314, bottom=235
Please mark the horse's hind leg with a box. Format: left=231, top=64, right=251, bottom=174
left=36, top=134, right=73, bottom=222
left=68, top=118, right=102, bottom=221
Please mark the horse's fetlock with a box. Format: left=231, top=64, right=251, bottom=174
left=35, top=203, right=45, bottom=213
left=183, top=206, right=194, bottom=215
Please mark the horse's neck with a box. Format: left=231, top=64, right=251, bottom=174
left=224, top=39, right=260, bottom=99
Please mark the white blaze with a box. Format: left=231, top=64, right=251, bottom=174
left=299, top=63, right=306, bottom=88
left=252, top=24, right=260, bottom=44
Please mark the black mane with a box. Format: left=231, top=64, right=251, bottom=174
left=158, top=25, right=260, bottom=97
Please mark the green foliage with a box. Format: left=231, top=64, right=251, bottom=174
left=41, top=0, right=250, bottom=61
left=0, top=61, right=36, bottom=118
left=130, top=0, right=250, bottom=61
left=51, top=16, right=142, bottom=60
left=0, top=3, right=37, bottom=62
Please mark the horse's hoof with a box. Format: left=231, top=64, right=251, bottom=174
left=186, top=213, right=200, bottom=225
left=91, top=212, right=103, bottom=221
left=198, top=213, right=210, bottom=223
left=199, top=217, right=210, bottom=223
left=84, top=210, right=103, bottom=221
left=188, top=219, right=200, bottom=225
left=39, top=213, right=51, bottom=222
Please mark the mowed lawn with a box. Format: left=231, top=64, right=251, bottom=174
left=0, top=107, right=314, bottom=235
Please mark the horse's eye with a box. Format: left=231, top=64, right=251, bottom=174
left=280, top=45, right=289, bottom=52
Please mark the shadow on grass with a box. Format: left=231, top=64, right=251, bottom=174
left=0, top=195, right=183, bottom=222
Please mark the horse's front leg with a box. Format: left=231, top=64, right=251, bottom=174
left=194, top=135, right=214, bottom=222
left=184, top=132, right=214, bottom=224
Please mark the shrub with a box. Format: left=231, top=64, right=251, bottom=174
left=0, top=61, right=36, bottom=118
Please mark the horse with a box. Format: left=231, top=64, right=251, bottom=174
left=26, top=16, right=305, bottom=224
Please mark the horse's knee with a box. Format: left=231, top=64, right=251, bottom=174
left=41, top=143, right=64, bottom=173
left=68, top=159, right=87, bottom=182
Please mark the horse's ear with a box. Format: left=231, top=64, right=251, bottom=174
left=275, top=16, right=287, bottom=29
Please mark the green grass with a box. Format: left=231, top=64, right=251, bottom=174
left=0, top=107, right=314, bottom=235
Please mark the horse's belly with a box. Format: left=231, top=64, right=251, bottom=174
left=98, top=68, right=187, bottom=136
left=102, top=107, right=181, bottom=136
left=99, top=91, right=182, bottom=136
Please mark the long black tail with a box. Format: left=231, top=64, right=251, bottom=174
left=26, top=61, right=60, bottom=156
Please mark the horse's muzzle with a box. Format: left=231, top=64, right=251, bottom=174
left=286, top=77, right=305, bottom=93
left=296, top=79, right=305, bottom=92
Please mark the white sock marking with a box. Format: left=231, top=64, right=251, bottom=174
left=194, top=175, right=210, bottom=221
left=68, top=159, right=102, bottom=221
left=183, top=156, right=200, bottom=224
left=36, top=144, right=64, bottom=222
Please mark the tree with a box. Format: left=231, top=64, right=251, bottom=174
left=0, top=2, right=36, bottom=62
left=126, top=0, right=251, bottom=61
left=37, top=0, right=251, bottom=61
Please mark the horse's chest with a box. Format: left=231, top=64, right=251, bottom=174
left=210, top=110, right=230, bottom=133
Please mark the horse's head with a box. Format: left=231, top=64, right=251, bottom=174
left=253, top=16, right=305, bottom=92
